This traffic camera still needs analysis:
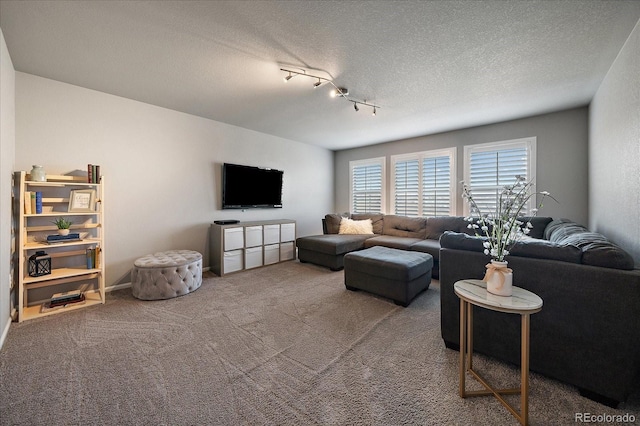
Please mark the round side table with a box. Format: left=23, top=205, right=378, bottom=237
left=454, top=279, right=543, bottom=426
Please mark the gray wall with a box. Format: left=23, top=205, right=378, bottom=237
left=334, top=107, right=589, bottom=226
left=589, top=19, right=640, bottom=267
left=15, top=73, right=334, bottom=287
left=0, top=29, right=16, bottom=343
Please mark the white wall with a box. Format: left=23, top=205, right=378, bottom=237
left=15, top=73, right=333, bottom=286
left=589, top=19, right=640, bottom=267
left=334, top=107, right=590, bottom=226
left=0, top=29, right=16, bottom=345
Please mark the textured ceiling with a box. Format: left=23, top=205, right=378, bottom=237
left=1, top=1, right=639, bottom=150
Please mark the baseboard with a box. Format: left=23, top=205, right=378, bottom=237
left=106, top=282, right=131, bottom=292
left=105, top=266, right=209, bottom=293
left=0, top=315, right=11, bottom=351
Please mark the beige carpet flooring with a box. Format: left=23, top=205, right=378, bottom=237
left=1, top=260, right=638, bottom=425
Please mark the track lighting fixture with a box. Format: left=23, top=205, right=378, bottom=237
left=330, top=87, right=349, bottom=98
left=280, top=67, right=379, bottom=115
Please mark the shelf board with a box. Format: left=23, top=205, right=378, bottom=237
left=26, top=175, right=99, bottom=186
left=22, top=291, right=104, bottom=321
left=25, top=212, right=99, bottom=217
left=24, top=238, right=101, bottom=250
left=24, top=268, right=102, bottom=285
left=26, top=223, right=100, bottom=233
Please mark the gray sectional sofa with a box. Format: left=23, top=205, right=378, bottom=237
left=296, top=213, right=506, bottom=278
left=296, top=213, right=640, bottom=406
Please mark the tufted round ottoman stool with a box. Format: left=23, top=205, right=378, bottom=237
left=131, top=250, right=203, bottom=300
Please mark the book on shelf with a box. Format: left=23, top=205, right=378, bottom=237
left=24, top=191, right=32, bottom=214
left=47, top=233, right=81, bottom=242
left=30, top=192, right=36, bottom=214
left=87, top=164, right=101, bottom=184
left=35, top=191, right=42, bottom=214
left=45, top=238, right=82, bottom=245
left=51, top=289, right=82, bottom=303
left=86, top=246, right=101, bottom=269
left=41, top=294, right=86, bottom=312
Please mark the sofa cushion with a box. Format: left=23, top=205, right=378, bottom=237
left=408, top=238, right=441, bottom=260
left=364, top=235, right=424, bottom=250
left=439, top=231, right=485, bottom=252
left=351, top=213, right=384, bottom=235
left=544, top=219, right=635, bottom=270
left=559, top=233, right=635, bottom=270
left=508, top=238, right=582, bottom=263
left=338, top=218, right=374, bottom=235
left=439, top=231, right=582, bottom=264
left=425, top=216, right=473, bottom=240
left=296, top=234, right=374, bottom=255
left=519, top=216, right=553, bottom=239
left=545, top=218, right=589, bottom=242
left=325, top=213, right=350, bottom=234
left=382, top=215, right=427, bottom=239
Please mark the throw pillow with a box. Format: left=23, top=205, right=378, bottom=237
left=339, top=218, right=374, bottom=235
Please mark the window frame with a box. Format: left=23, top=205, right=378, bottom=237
left=390, top=147, right=457, bottom=217
left=349, top=157, right=386, bottom=214
left=462, top=137, right=537, bottom=216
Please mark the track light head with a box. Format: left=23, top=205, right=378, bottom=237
left=372, top=107, right=376, bottom=116
left=354, top=103, right=359, bottom=112
left=284, top=72, right=293, bottom=82
left=313, top=78, right=322, bottom=88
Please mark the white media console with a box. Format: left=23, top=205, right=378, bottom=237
left=209, top=219, right=296, bottom=276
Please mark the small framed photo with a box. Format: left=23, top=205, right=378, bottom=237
left=68, top=189, right=96, bottom=212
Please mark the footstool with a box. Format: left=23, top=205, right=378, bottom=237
left=344, top=246, right=433, bottom=306
left=131, top=250, right=203, bottom=300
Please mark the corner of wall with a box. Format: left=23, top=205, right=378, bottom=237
left=1, top=27, right=17, bottom=347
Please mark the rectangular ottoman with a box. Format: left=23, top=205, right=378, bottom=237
left=344, top=246, right=433, bottom=307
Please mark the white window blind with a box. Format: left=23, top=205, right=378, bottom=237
left=463, top=137, right=536, bottom=215
left=350, top=158, right=385, bottom=213
left=423, top=155, right=452, bottom=216
left=391, top=148, right=456, bottom=217
left=394, top=159, right=420, bottom=216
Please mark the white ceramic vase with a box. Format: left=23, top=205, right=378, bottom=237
left=485, top=260, right=513, bottom=296
left=58, top=229, right=70, bottom=236
left=30, top=165, right=46, bottom=182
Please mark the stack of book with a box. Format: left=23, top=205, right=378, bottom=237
left=41, top=290, right=85, bottom=312
left=47, top=233, right=81, bottom=244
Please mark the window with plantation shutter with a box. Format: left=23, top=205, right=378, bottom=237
left=463, top=137, right=537, bottom=216
left=391, top=148, right=456, bottom=217
left=350, top=157, right=385, bottom=214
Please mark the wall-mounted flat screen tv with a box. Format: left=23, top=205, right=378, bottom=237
left=222, top=163, right=283, bottom=209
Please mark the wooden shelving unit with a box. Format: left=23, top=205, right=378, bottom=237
left=13, top=171, right=105, bottom=322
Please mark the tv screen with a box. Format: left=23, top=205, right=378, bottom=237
left=222, top=163, right=283, bottom=209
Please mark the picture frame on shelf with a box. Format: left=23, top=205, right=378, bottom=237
left=68, top=189, right=96, bottom=212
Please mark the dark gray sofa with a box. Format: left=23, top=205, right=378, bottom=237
left=296, top=213, right=479, bottom=277
left=439, top=219, right=640, bottom=406
left=296, top=213, right=550, bottom=279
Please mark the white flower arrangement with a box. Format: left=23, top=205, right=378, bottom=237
left=461, top=175, right=554, bottom=262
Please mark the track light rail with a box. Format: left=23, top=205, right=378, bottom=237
left=280, top=67, right=380, bottom=114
